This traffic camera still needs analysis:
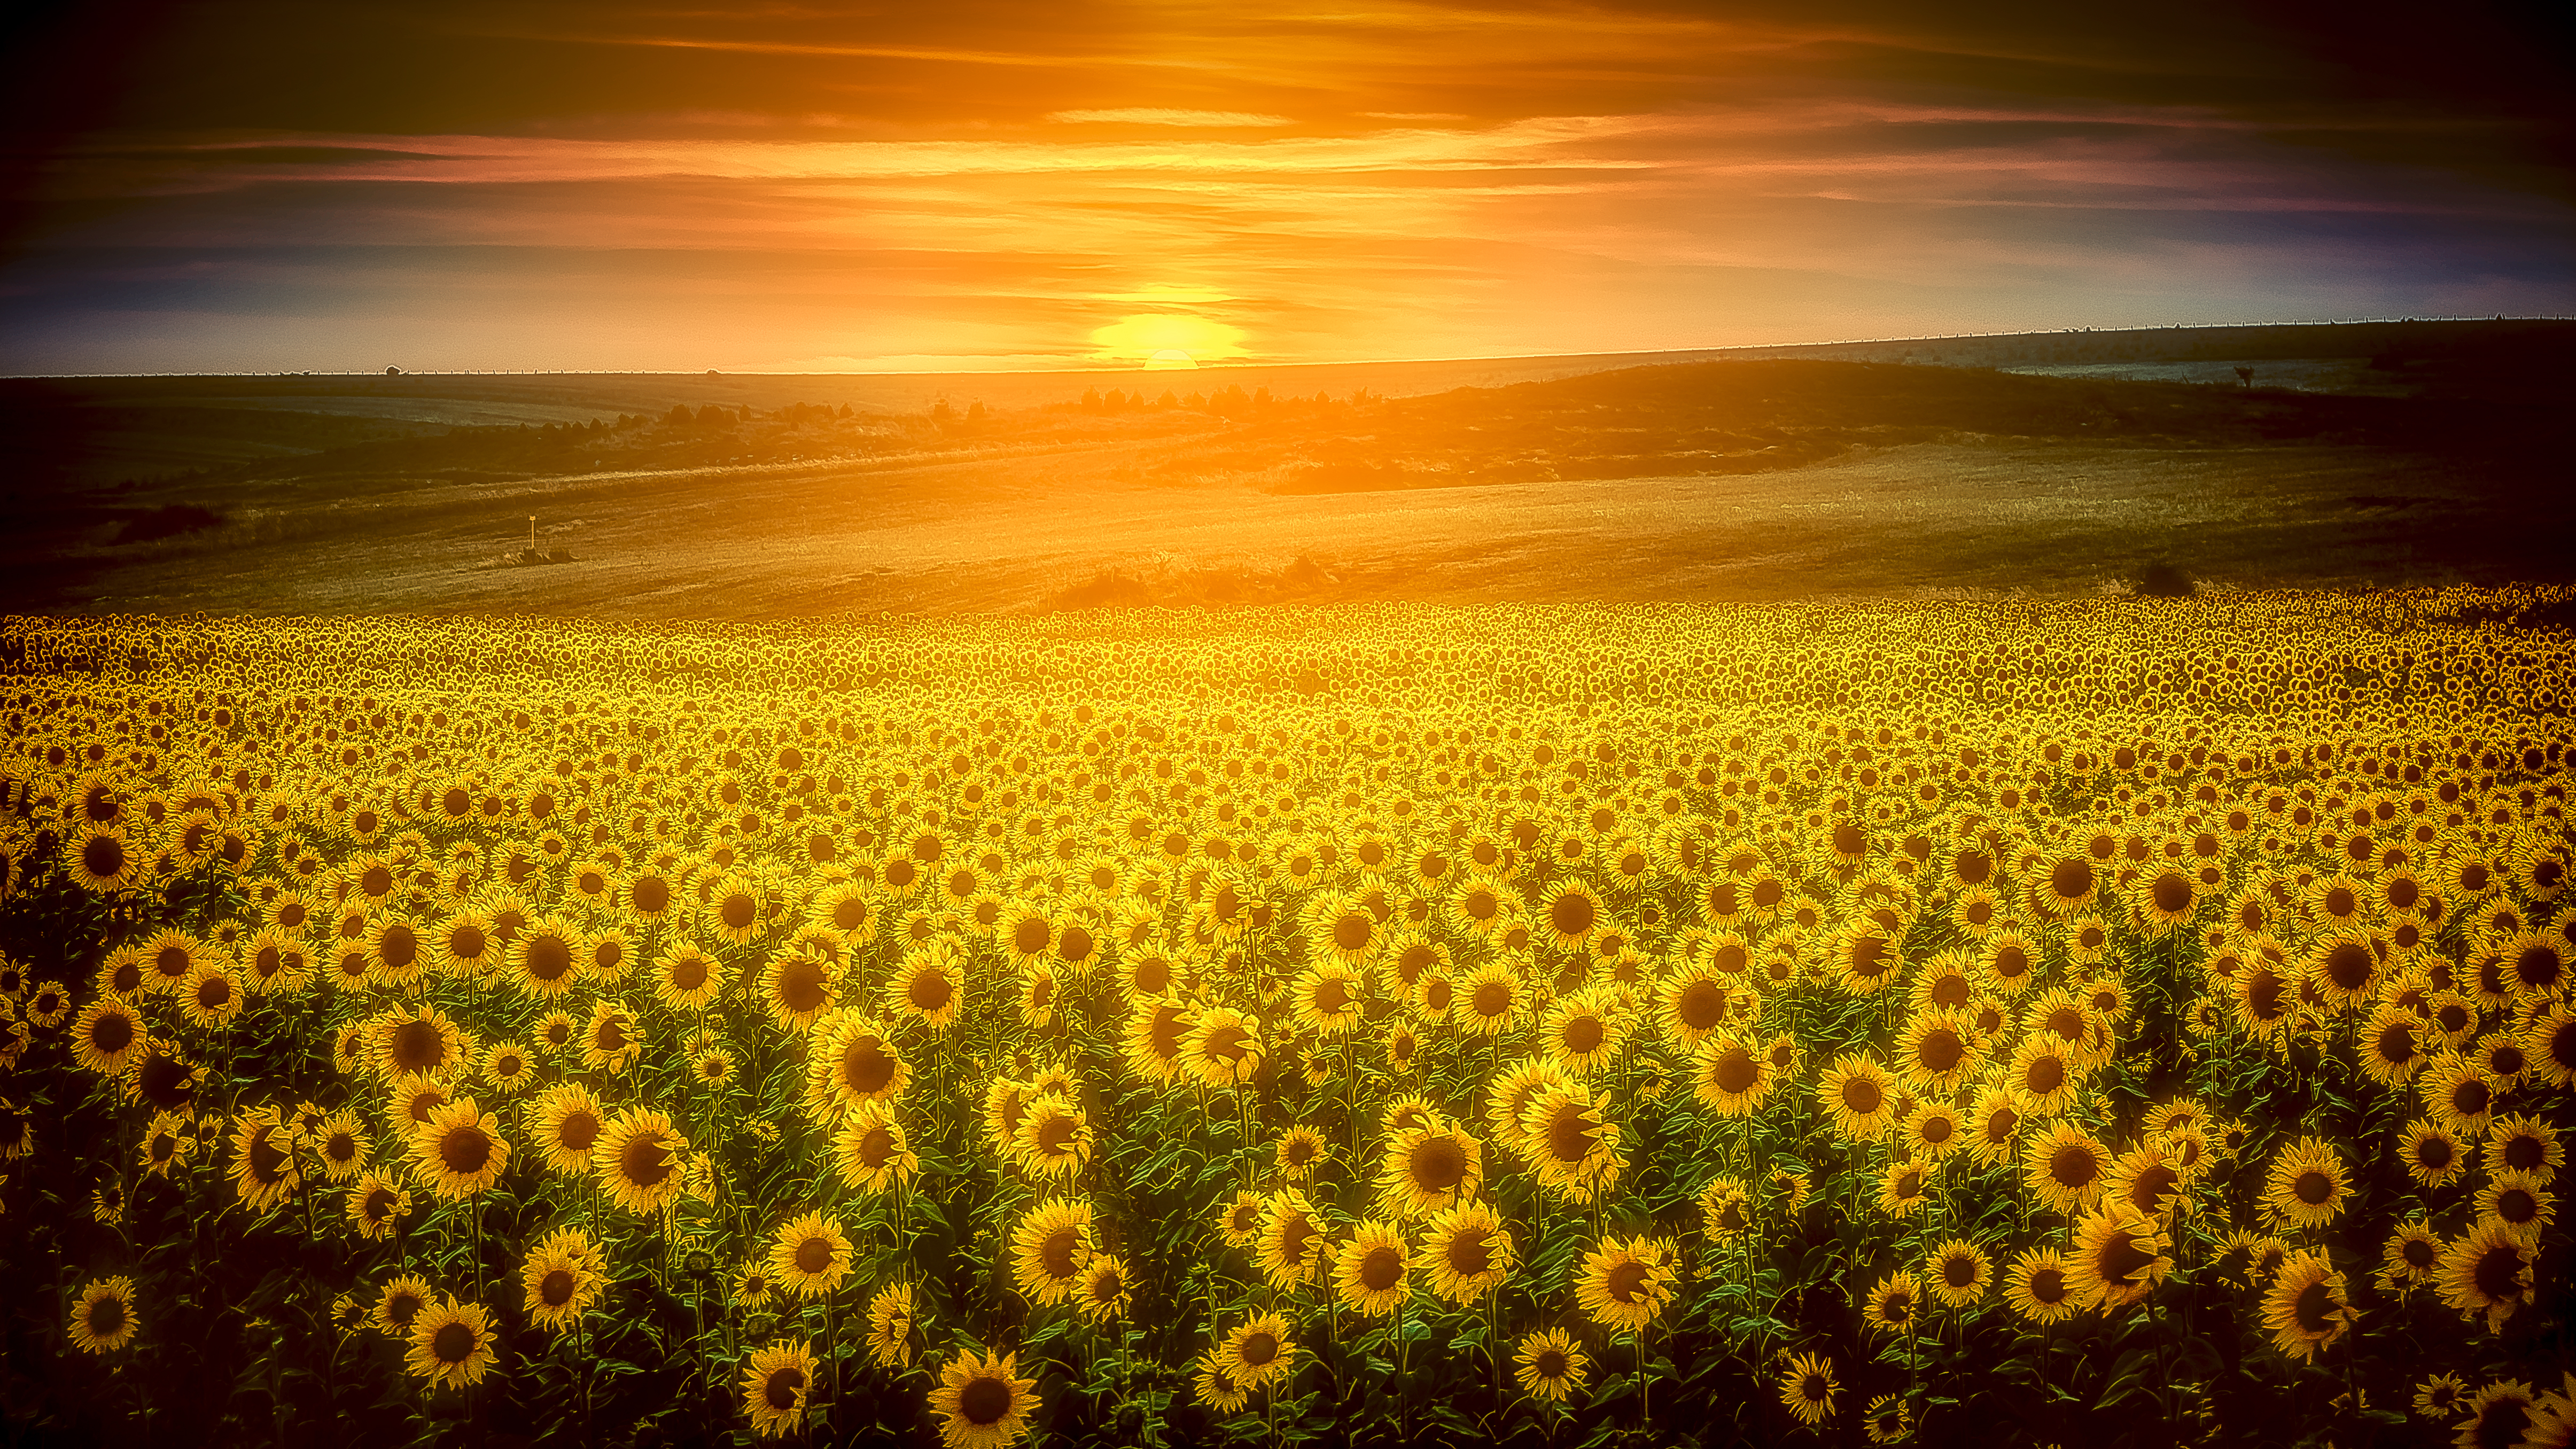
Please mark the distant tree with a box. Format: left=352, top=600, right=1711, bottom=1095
left=2233, top=366, right=2254, bottom=389
left=1186, top=392, right=1207, bottom=409
left=1104, top=389, right=1127, bottom=411
left=1081, top=387, right=1102, bottom=412
left=931, top=400, right=954, bottom=422
left=967, top=401, right=985, bottom=421
left=1156, top=390, right=1179, bottom=409
left=666, top=405, right=693, bottom=426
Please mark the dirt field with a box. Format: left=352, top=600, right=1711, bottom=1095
left=13, top=434, right=2542, bottom=620
left=6, top=320, right=2565, bottom=618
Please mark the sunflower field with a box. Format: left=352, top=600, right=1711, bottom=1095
left=1, top=590, right=2571, bottom=1448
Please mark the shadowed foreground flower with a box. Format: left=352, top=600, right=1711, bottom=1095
left=2438, top=1217, right=2533, bottom=1331
left=1421, top=1198, right=1515, bottom=1304
left=522, top=1229, right=605, bottom=1330
left=594, top=1108, right=688, bottom=1213
left=1331, top=1220, right=1411, bottom=1318
left=1574, top=1235, right=1672, bottom=1335
left=931, top=1347, right=1038, bottom=1449
left=1218, top=1312, right=1297, bottom=1391
left=1779, top=1351, right=1837, bottom=1426
left=69, top=1276, right=138, bottom=1354
left=742, top=1340, right=816, bottom=1439
left=1514, top=1327, right=1587, bottom=1403
left=2069, top=1204, right=2172, bottom=1311
left=2261, top=1250, right=2355, bottom=1361
left=405, top=1297, right=494, bottom=1390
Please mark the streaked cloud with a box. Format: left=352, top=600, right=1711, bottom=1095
left=1048, top=108, right=1298, bottom=127
left=1, top=0, right=2567, bottom=373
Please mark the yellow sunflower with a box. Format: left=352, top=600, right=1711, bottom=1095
left=2022, top=1122, right=2111, bottom=1217
left=2004, top=1246, right=2079, bottom=1325
left=1778, top=1351, right=1838, bottom=1426
left=930, top=1347, right=1038, bottom=1449
left=1077, top=1253, right=1131, bottom=1323
left=2261, top=1136, right=2349, bottom=1231
left=1330, top=1220, right=1411, bottom=1318
left=531, top=1082, right=606, bottom=1173
left=742, top=1340, right=818, bottom=1438
left=1514, top=1327, right=1587, bottom=1404
left=229, top=1104, right=301, bottom=1212
left=769, top=1210, right=854, bottom=1298
left=68, top=1276, right=138, bottom=1354
left=867, top=1281, right=915, bottom=1369
left=1817, top=1054, right=1899, bottom=1143
left=72, top=998, right=149, bottom=1078
left=1573, top=1234, right=1672, bottom=1335
left=1217, top=1313, right=1297, bottom=1391
left=2068, top=1204, right=2172, bottom=1311
left=834, top=1099, right=919, bottom=1194
left=1926, top=1238, right=1991, bottom=1307
left=1690, top=1033, right=1775, bottom=1117
left=346, top=1171, right=411, bottom=1240
left=521, top=1228, right=605, bottom=1330
left=1010, top=1198, right=1094, bottom=1306
left=594, top=1107, right=689, bottom=1214
left=404, top=1297, right=495, bottom=1390
left=1255, top=1190, right=1327, bottom=1290
left=1378, top=1118, right=1483, bottom=1218
left=410, top=1098, right=508, bottom=1198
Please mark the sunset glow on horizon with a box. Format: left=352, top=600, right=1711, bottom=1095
left=3, top=1, right=2570, bottom=374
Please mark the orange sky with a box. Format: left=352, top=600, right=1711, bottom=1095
left=2, top=1, right=2569, bottom=372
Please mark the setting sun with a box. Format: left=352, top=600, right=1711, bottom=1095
left=1089, top=313, right=1248, bottom=368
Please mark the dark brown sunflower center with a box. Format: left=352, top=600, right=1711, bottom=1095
left=907, top=969, right=953, bottom=1014
left=1410, top=1135, right=1466, bottom=1192
left=1550, top=892, right=1596, bottom=938
left=2096, top=1230, right=2154, bottom=1285
left=1040, top=1226, right=1080, bottom=1279
left=1547, top=1105, right=1594, bottom=1163
left=89, top=1011, right=136, bottom=1055
left=1360, top=1246, right=1403, bottom=1292
left=620, top=1132, right=672, bottom=1187
left=1714, top=1049, right=1758, bottom=1095
left=1446, top=1226, right=1492, bottom=1276
left=777, top=958, right=827, bottom=1013
left=439, top=1125, right=492, bottom=1176
left=2472, top=1245, right=2523, bottom=1302
left=2051, top=859, right=2093, bottom=901
left=432, top=1322, right=473, bottom=1363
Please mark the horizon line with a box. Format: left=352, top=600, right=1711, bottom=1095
left=7, top=313, right=2565, bottom=382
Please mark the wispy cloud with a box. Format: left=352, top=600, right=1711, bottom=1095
left=1047, top=108, right=1297, bottom=127
left=3, top=0, right=2569, bottom=372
